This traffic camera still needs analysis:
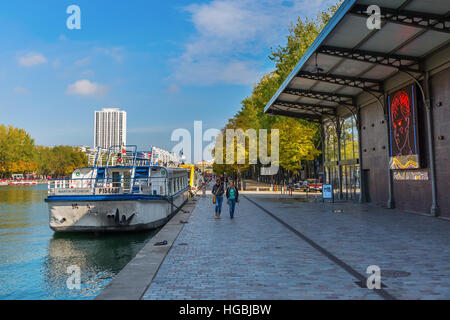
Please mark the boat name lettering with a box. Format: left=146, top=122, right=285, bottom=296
left=97, top=187, right=120, bottom=194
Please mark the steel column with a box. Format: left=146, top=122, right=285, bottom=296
left=336, top=117, right=343, bottom=200
left=424, top=71, right=439, bottom=216
left=356, top=105, right=365, bottom=203
left=384, top=92, right=395, bottom=209
left=321, top=117, right=326, bottom=184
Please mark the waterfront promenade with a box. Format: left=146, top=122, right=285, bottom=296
left=99, top=189, right=450, bottom=300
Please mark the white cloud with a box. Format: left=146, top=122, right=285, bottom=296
left=81, top=70, right=95, bottom=77
left=74, top=57, right=91, bottom=67
left=174, top=58, right=264, bottom=86
left=165, top=84, right=181, bottom=94
left=52, top=59, right=62, bottom=68
left=13, top=87, right=30, bottom=95
left=171, top=0, right=336, bottom=86
left=95, top=47, right=125, bottom=63
left=18, top=52, right=47, bottom=67
left=66, top=80, right=109, bottom=96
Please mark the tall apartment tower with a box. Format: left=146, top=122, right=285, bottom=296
left=94, top=108, right=127, bottom=149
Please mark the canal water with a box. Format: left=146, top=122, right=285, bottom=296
left=0, top=184, right=158, bottom=300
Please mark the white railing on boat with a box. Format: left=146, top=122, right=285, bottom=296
left=48, top=177, right=174, bottom=197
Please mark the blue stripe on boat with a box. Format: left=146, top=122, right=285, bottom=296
left=45, top=186, right=189, bottom=202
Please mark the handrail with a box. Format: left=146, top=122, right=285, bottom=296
left=47, top=175, right=189, bottom=198
left=48, top=176, right=170, bottom=195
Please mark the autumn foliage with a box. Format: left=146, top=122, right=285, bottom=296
left=0, top=125, right=87, bottom=178
left=213, top=2, right=341, bottom=177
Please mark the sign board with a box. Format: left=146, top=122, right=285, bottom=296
left=55, top=188, right=92, bottom=196
left=95, top=187, right=121, bottom=195
left=388, top=84, right=420, bottom=169
left=322, top=184, right=333, bottom=200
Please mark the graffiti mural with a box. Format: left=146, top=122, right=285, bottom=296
left=388, top=85, right=420, bottom=169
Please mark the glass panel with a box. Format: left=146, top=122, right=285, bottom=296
left=325, top=123, right=338, bottom=162
left=341, top=116, right=358, bottom=161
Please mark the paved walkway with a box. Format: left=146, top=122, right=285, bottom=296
left=143, top=192, right=450, bottom=300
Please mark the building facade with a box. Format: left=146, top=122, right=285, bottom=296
left=94, top=108, right=127, bottom=149
left=264, top=0, right=450, bottom=219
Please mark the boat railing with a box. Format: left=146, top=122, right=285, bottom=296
left=48, top=177, right=170, bottom=197
left=87, top=149, right=151, bottom=168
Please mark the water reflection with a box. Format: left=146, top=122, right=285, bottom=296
left=43, top=231, right=157, bottom=299
left=0, top=185, right=45, bottom=205
left=0, top=185, right=157, bottom=300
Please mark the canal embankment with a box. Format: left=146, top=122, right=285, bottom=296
left=95, top=196, right=199, bottom=300
left=0, top=184, right=158, bottom=300
left=96, top=189, right=450, bottom=300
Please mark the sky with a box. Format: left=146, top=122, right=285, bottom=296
left=0, top=0, right=338, bottom=158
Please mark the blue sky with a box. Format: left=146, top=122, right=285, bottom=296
left=0, top=0, right=337, bottom=154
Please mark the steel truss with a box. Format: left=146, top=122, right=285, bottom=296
left=284, top=88, right=354, bottom=106
left=274, top=100, right=337, bottom=117
left=268, top=107, right=321, bottom=121
left=318, top=45, right=421, bottom=72
left=350, top=4, right=450, bottom=34
left=295, top=71, right=383, bottom=93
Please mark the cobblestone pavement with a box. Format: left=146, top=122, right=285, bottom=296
left=143, top=192, right=450, bottom=300
left=244, top=194, right=450, bottom=300
left=144, top=193, right=381, bottom=300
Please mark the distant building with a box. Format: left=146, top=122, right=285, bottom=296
left=94, top=108, right=127, bottom=149
left=196, top=160, right=214, bottom=174
left=77, top=145, right=91, bottom=153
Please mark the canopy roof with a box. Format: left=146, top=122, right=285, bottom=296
left=264, top=0, right=450, bottom=120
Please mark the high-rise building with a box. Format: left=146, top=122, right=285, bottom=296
left=94, top=108, right=127, bottom=149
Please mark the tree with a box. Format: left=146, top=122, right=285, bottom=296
left=0, top=125, right=36, bottom=177
left=0, top=125, right=87, bottom=178
left=213, top=2, right=342, bottom=178
left=272, top=118, right=320, bottom=173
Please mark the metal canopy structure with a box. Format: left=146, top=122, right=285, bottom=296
left=264, top=0, right=450, bottom=119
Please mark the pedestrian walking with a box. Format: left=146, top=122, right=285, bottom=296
left=288, top=177, right=293, bottom=196
left=212, top=179, right=224, bottom=219
left=226, top=181, right=239, bottom=219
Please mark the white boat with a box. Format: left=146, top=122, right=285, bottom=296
left=45, top=145, right=190, bottom=233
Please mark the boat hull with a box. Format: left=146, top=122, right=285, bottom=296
left=46, top=191, right=188, bottom=233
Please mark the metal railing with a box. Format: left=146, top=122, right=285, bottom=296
left=47, top=177, right=172, bottom=197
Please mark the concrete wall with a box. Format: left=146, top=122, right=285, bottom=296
left=431, top=68, right=450, bottom=218
left=391, top=86, right=432, bottom=215
left=360, top=101, right=389, bottom=206
left=357, top=64, right=449, bottom=217
left=327, top=46, right=450, bottom=217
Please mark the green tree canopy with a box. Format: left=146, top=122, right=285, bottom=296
left=213, top=2, right=342, bottom=177
left=0, top=124, right=87, bottom=178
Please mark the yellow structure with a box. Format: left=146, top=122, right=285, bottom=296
left=180, top=164, right=197, bottom=190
